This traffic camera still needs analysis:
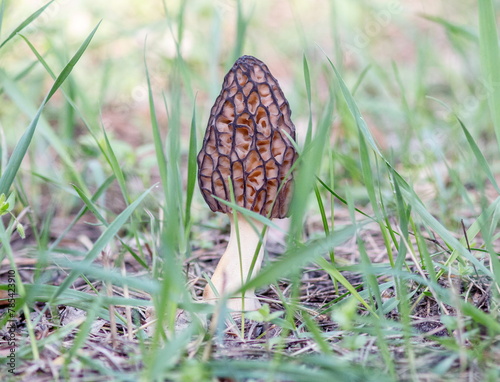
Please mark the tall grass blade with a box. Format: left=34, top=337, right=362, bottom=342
left=0, top=0, right=54, bottom=49
left=456, top=115, right=500, bottom=193
left=101, top=127, right=130, bottom=204
left=314, top=184, right=334, bottom=263
left=0, top=22, right=100, bottom=196
left=422, top=14, right=477, bottom=41
left=303, top=54, right=313, bottom=146
left=145, top=40, right=168, bottom=203
left=0, top=0, right=5, bottom=36
left=184, top=101, right=197, bottom=230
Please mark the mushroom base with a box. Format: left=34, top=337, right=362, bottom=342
left=203, top=212, right=266, bottom=312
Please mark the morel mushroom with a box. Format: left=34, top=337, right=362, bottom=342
left=197, top=55, right=297, bottom=311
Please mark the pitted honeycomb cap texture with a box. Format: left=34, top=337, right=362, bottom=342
left=197, top=55, right=298, bottom=218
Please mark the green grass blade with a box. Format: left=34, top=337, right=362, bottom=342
left=303, top=54, right=313, bottom=146
left=0, top=283, right=157, bottom=323
left=71, top=184, right=108, bottom=224
left=241, top=225, right=357, bottom=294
left=0, top=0, right=54, bottom=49
left=358, top=132, right=383, bottom=222
left=69, top=183, right=147, bottom=269
left=213, top=195, right=282, bottom=231
left=184, top=100, right=197, bottom=230
left=314, top=183, right=334, bottom=263
left=0, top=0, right=5, bottom=36
left=232, top=0, right=249, bottom=61
left=456, top=115, right=500, bottom=193
left=413, top=222, right=437, bottom=285
left=0, top=22, right=100, bottom=196
left=54, top=260, right=159, bottom=296
left=289, top=88, right=334, bottom=242
left=0, top=71, right=88, bottom=193
left=392, top=168, right=410, bottom=270
left=18, top=34, right=55, bottom=76
left=421, top=14, right=477, bottom=42
left=209, top=356, right=390, bottom=381
left=317, top=257, right=375, bottom=314
left=396, top=175, right=492, bottom=277
left=0, top=219, right=40, bottom=359
left=0, top=102, right=43, bottom=196
left=327, top=54, right=493, bottom=278
left=47, top=175, right=114, bottom=250
left=50, top=185, right=154, bottom=301
left=478, top=0, right=500, bottom=151
left=301, top=311, right=334, bottom=356
left=101, top=127, right=130, bottom=204
left=45, top=21, right=101, bottom=102
left=324, top=53, right=382, bottom=157
left=357, top=237, right=383, bottom=312
left=64, top=296, right=102, bottom=367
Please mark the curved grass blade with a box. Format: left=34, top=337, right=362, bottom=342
left=240, top=225, right=357, bottom=295
left=0, top=0, right=54, bottom=49
left=325, top=53, right=493, bottom=278
left=456, top=115, right=500, bottom=194
left=0, top=21, right=100, bottom=196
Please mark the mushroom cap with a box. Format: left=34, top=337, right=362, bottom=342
left=197, top=55, right=297, bottom=219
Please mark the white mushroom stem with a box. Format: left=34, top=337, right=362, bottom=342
left=203, top=212, right=267, bottom=311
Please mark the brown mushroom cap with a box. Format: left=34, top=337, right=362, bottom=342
left=197, top=55, right=297, bottom=218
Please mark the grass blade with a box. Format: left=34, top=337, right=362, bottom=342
left=326, top=53, right=492, bottom=277
left=101, top=127, right=130, bottom=204
left=303, top=54, right=313, bottom=146
left=184, top=100, right=197, bottom=230
left=71, top=183, right=148, bottom=269
left=478, top=0, right=500, bottom=151
left=0, top=0, right=54, bottom=49
left=0, top=22, right=100, bottom=196
left=317, top=257, right=375, bottom=314
left=456, top=115, right=500, bottom=193
left=51, top=185, right=154, bottom=301
left=0, top=0, right=5, bottom=36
